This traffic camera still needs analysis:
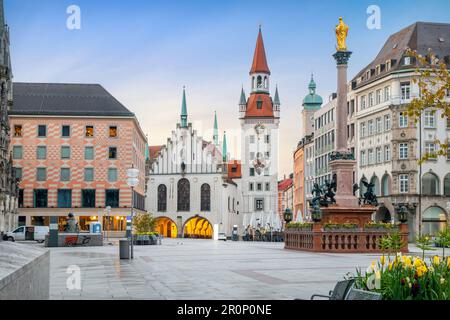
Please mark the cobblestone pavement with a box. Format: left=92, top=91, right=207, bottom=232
left=43, top=238, right=393, bottom=300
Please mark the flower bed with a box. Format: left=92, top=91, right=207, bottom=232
left=364, top=222, right=399, bottom=232
left=353, top=254, right=450, bottom=300
left=286, top=222, right=313, bottom=231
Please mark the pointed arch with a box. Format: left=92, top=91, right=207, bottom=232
left=200, top=183, right=211, bottom=212
left=177, top=178, right=190, bottom=211
left=157, top=184, right=167, bottom=212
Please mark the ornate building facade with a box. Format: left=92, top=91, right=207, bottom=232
left=0, top=0, right=18, bottom=236
left=146, top=89, right=242, bottom=239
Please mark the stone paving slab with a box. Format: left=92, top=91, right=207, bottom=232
left=26, top=238, right=440, bottom=300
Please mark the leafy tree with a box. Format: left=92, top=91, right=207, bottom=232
left=405, top=48, right=450, bottom=163
left=133, top=213, right=156, bottom=234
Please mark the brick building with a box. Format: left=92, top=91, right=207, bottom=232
left=9, top=83, right=147, bottom=236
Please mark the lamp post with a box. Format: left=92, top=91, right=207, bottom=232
left=105, top=206, right=111, bottom=245
left=398, top=205, right=409, bottom=224
left=284, top=208, right=293, bottom=230
left=126, top=166, right=139, bottom=260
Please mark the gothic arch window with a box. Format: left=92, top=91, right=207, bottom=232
left=422, top=172, right=440, bottom=196
left=177, top=178, right=190, bottom=211
left=200, top=184, right=211, bottom=212
left=257, top=76, right=262, bottom=88
left=157, top=184, right=167, bottom=212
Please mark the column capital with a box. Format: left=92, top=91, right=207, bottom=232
left=333, top=51, right=352, bottom=65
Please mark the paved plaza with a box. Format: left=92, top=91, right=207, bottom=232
left=41, top=238, right=391, bottom=300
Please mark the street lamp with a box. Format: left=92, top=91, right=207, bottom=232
left=398, top=205, right=409, bottom=224
left=105, top=206, right=112, bottom=245
left=126, top=166, right=139, bottom=260
left=284, top=208, right=293, bottom=225
left=311, top=205, right=323, bottom=223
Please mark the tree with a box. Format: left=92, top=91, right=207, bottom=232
left=406, top=48, right=450, bottom=163
left=133, top=213, right=156, bottom=234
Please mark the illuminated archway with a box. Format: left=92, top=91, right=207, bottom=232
left=183, top=216, right=213, bottom=239
left=155, top=217, right=178, bottom=238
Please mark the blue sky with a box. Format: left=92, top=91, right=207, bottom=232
left=5, top=0, right=450, bottom=176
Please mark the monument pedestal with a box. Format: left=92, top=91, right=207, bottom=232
left=330, top=158, right=359, bottom=208
left=321, top=204, right=376, bottom=227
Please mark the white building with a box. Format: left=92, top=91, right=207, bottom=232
left=352, top=22, right=450, bottom=240
left=147, top=89, right=242, bottom=239
left=239, top=28, right=280, bottom=227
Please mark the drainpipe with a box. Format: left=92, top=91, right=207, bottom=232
left=418, top=111, right=423, bottom=237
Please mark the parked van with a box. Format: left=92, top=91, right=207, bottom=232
left=3, top=226, right=49, bottom=243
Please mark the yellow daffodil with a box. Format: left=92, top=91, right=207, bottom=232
left=417, top=265, right=428, bottom=277
left=388, top=262, right=393, bottom=271
left=380, top=256, right=386, bottom=266
left=414, top=258, right=424, bottom=268
left=433, top=256, right=440, bottom=266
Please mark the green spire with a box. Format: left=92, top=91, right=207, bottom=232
left=222, top=131, right=227, bottom=162
left=308, top=74, right=317, bottom=94
left=303, top=74, right=322, bottom=110
left=274, top=85, right=280, bottom=105
left=239, top=87, right=247, bottom=106
left=213, top=111, right=219, bottom=147
left=180, top=87, right=188, bottom=128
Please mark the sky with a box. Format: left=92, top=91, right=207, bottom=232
left=5, top=0, right=450, bottom=177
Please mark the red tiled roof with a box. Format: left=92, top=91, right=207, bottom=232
left=245, top=93, right=274, bottom=118
left=227, top=160, right=242, bottom=179
left=250, top=29, right=271, bottom=75
left=278, top=178, right=293, bottom=191
left=149, top=145, right=164, bottom=160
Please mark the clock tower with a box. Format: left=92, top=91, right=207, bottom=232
left=239, top=27, right=280, bottom=222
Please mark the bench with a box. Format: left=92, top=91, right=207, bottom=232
left=310, top=279, right=355, bottom=300
left=345, top=287, right=383, bottom=300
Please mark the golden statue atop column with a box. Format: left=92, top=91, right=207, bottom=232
left=335, top=17, right=349, bottom=51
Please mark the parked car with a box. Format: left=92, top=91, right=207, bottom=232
left=3, top=226, right=49, bottom=243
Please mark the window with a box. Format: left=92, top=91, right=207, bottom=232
left=14, top=167, right=23, bottom=180
left=376, top=117, right=382, bottom=133
left=108, top=168, right=118, bottom=182
left=19, top=189, right=24, bottom=208
left=404, top=56, right=411, bottom=65
left=256, top=98, right=263, bottom=109
left=360, top=96, right=366, bottom=110
left=61, top=146, right=71, bottom=159
left=257, top=183, right=262, bottom=191
left=265, top=182, right=270, bottom=191
left=360, top=122, right=366, bottom=138
left=424, top=111, right=436, bottom=128
left=84, top=168, right=94, bottom=182
left=36, top=168, right=47, bottom=181
left=376, top=89, right=382, bottom=104
left=105, top=189, right=120, bottom=208
left=62, top=125, right=70, bottom=137
left=250, top=135, right=255, bottom=144
left=200, top=184, right=211, bottom=211
left=82, top=189, right=96, bottom=208
left=401, top=82, right=411, bottom=100
left=399, top=143, right=408, bottom=159
left=360, top=151, right=366, bottom=166
left=14, top=125, right=22, bottom=137
left=108, top=147, right=117, bottom=159
left=60, top=168, right=71, bottom=182
left=38, top=125, right=47, bottom=137
left=384, top=86, right=391, bottom=102
left=368, top=92, right=374, bottom=107
left=85, top=126, right=94, bottom=137
left=255, top=199, right=264, bottom=211
left=368, top=120, right=374, bottom=135
left=249, top=183, right=254, bottom=191
left=34, top=189, right=48, bottom=208
left=13, top=146, right=23, bottom=159
left=265, top=135, right=270, bottom=143
left=57, top=189, right=72, bottom=208
left=85, top=146, right=94, bottom=160
left=399, top=112, right=408, bottom=128
left=177, top=179, right=190, bottom=211
left=109, top=126, right=118, bottom=138
left=376, top=147, right=382, bottom=164
left=425, top=142, right=436, bottom=158
left=384, top=114, right=391, bottom=131
left=250, top=152, right=255, bottom=160
left=250, top=168, right=255, bottom=176
left=36, top=146, right=47, bottom=160
left=157, top=185, right=167, bottom=212
left=399, top=174, right=409, bottom=193
left=368, top=149, right=374, bottom=165
left=384, top=145, right=391, bottom=162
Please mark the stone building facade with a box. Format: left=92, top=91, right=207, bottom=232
left=0, top=0, right=18, bottom=235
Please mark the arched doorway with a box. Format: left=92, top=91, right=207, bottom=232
left=183, top=216, right=213, bottom=239
left=375, top=207, right=392, bottom=223
left=155, top=217, right=178, bottom=238
left=422, top=206, right=447, bottom=236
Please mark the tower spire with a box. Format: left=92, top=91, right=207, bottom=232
left=250, top=27, right=270, bottom=75
left=274, top=85, right=281, bottom=105
left=213, top=111, right=219, bottom=147
left=239, top=86, right=247, bottom=106
left=222, top=131, right=227, bottom=162
left=180, top=87, right=188, bottom=128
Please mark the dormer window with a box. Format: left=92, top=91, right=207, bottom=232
left=366, top=70, right=371, bottom=79
left=386, top=60, right=391, bottom=71
left=375, top=65, right=381, bottom=75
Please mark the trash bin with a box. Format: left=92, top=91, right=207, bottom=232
left=119, top=240, right=130, bottom=259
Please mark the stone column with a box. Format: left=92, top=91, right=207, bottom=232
left=331, top=51, right=358, bottom=207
